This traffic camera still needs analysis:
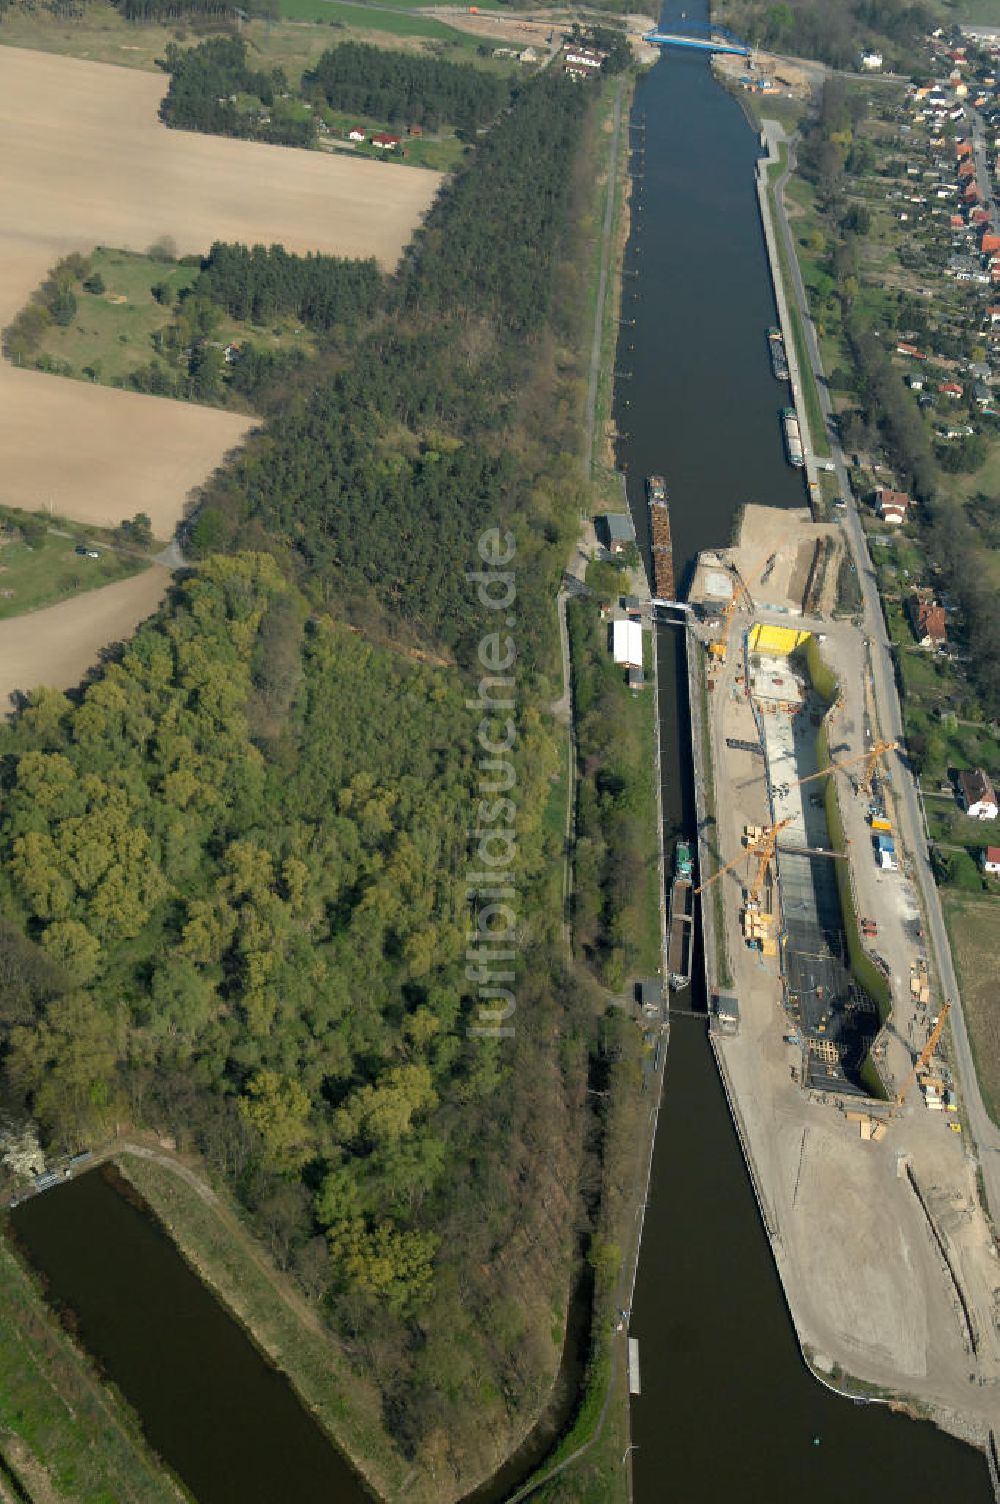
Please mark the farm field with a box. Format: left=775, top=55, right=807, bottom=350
left=0, top=46, right=441, bottom=534
left=0, top=564, right=169, bottom=715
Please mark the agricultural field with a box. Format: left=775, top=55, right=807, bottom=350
left=0, top=564, right=169, bottom=715
left=943, top=892, right=1000, bottom=1126
left=0, top=508, right=150, bottom=622
left=0, top=45, right=441, bottom=535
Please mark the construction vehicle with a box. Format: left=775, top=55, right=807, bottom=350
left=708, top=552, right=775, bottom=665
left=890, top=1002, right=951, bottom=1117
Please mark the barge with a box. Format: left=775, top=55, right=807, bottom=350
left=667, top=840, right=695, bottom=991
left=781, top=406, right=804, bottom=468
left=646, top=474, right=675, bottom=600
left=767, top=326, right=789, bottom=381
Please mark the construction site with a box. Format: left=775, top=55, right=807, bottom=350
left=683, top=504, right=1000, bottom=1438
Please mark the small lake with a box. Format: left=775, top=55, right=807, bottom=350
left=11, top=1167, right=373, bottom=1504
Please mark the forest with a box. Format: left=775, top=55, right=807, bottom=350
left=193, top=73, right=591, bottom=659
left=305, top=42, right=509, bottom=132
left=0, top=62, right=608, bottom=1487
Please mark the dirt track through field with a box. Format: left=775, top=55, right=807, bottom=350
left=0, top=564, right=169, bottom=714
left=0, top=47, right=440, bottom=536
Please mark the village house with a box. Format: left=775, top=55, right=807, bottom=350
left=959, top=767, right=999, bottom=820
left=981, top=846, right=1000, bottom=875
left=875, top=487, right=911, bottom=524
left=908, top=596, right=947, bottom=648
left=939, top=381, right=964, bottom=397
left=371, top=132, right=402, bottom=150
left=347, top=127, right=366, bottom=142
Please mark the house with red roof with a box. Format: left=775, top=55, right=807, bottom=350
left=908, top=596, right=948, bottom=648
left=372, top=132, right=402, bottom=150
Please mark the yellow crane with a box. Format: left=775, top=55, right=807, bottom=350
left=694, top=816, right=792, bottom=905
left=891, top=1001, right=951, bottom=1116
left=775, top=739, right=897, bottom=801
left=708, top=551, right=775, bottom=664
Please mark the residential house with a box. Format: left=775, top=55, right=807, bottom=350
left=959, top=159, right=976, bottom=180
left=347, top=127, right=366, bottom=142
left=973, top=380, right=992, bottom=406
left=939, top=381, right=964, bottom=397
left=564, top=47, right=603, bottom=71
left=981, top=846, right=1000, bottom=874
left=982, top=232, right=1000, bottom=253
left=896, top=341, right=925, bottom=357
left=875, top=487, right=911, bottom=524
left=861, top=50, right=883, bottom=70
left=371, top=132, right=401, bottom=149
left=908, top=596, right=947, bottom=648
left=959, top=767, right=998, bottom=819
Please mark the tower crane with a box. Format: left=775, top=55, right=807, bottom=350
left=708, top=551, right=776, bottom=664
left=772, top=740, right=897, bottom=802
left=694, top=817, right=792, bottom=905
left=890, top=1001, right=951, bottom=1117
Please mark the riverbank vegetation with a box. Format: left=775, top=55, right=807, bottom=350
left=715, top=0, right=937, bottom=72
left=0, top=63, right=649, bottom=1499
left=567, top=592, right=659, bottom=990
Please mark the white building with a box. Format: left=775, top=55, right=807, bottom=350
left=981, top=846, right=1000, bottom=875
left=612, top=618, right=643, bottom=670
left=861, top=50, right=883, bottom=71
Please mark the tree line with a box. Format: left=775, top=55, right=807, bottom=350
left=305, top=41, right=509, bottom=132
left=193, top=242, right=383, bottom=330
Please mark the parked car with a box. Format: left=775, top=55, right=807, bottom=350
left=75, top=545, right=100, bottom=559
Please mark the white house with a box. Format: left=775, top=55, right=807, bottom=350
left=959, top=767, right=999, bottom=820
left=861, top=50, right=883, bottom=71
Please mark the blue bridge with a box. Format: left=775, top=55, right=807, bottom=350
left=643, top=30, right=751, bottom=57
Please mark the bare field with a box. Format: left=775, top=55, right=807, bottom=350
left=0, top=47, right=441, bottom=533
left=0, top=565, right=169, bottom=714
left=943, top=892, right=1000, bottom=1126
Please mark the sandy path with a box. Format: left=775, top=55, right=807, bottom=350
left=0, top=565, right=169, bottom=712
left=0, top=48, right=441, bottom=535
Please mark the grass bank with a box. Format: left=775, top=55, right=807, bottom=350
left=0, top=506, right=151, bottom=620
left=942, top=893, right=1000, bottom=1127
left=590, top=75, right=633, bottom=507
left=763, top=146, right=831, bottom=460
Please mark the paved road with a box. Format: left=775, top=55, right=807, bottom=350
left=765, top=121, right=1000, bottom=1233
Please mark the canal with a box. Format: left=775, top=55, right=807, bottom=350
left=619, top=4, right=993, bottom=1501
left=11, top=1167, right=373, bottom=1504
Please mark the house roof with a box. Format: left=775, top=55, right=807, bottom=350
left=983, top=845, right=1000, bottom=864
left=939, top=381, right=964, bottom=393
left=960, top=767, right=996, bottom=806
left=876, top=487, right=910, bottom=510
left=372, top=132, right=401, bottom=145
left=910, top=597, right=947, bottom=641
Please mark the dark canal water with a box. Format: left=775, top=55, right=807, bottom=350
left=11, top=1168, right=372, bottom=1504
left=619, top=4, right=993, bottom=1501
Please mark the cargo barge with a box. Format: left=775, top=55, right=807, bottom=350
left=781, top=406, right=804, bottom=468
left=767, top=326, right=789, bottom=381
left=667, top=840, right=695, bottom=991
left=646, top=474, right=675, bottom=600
